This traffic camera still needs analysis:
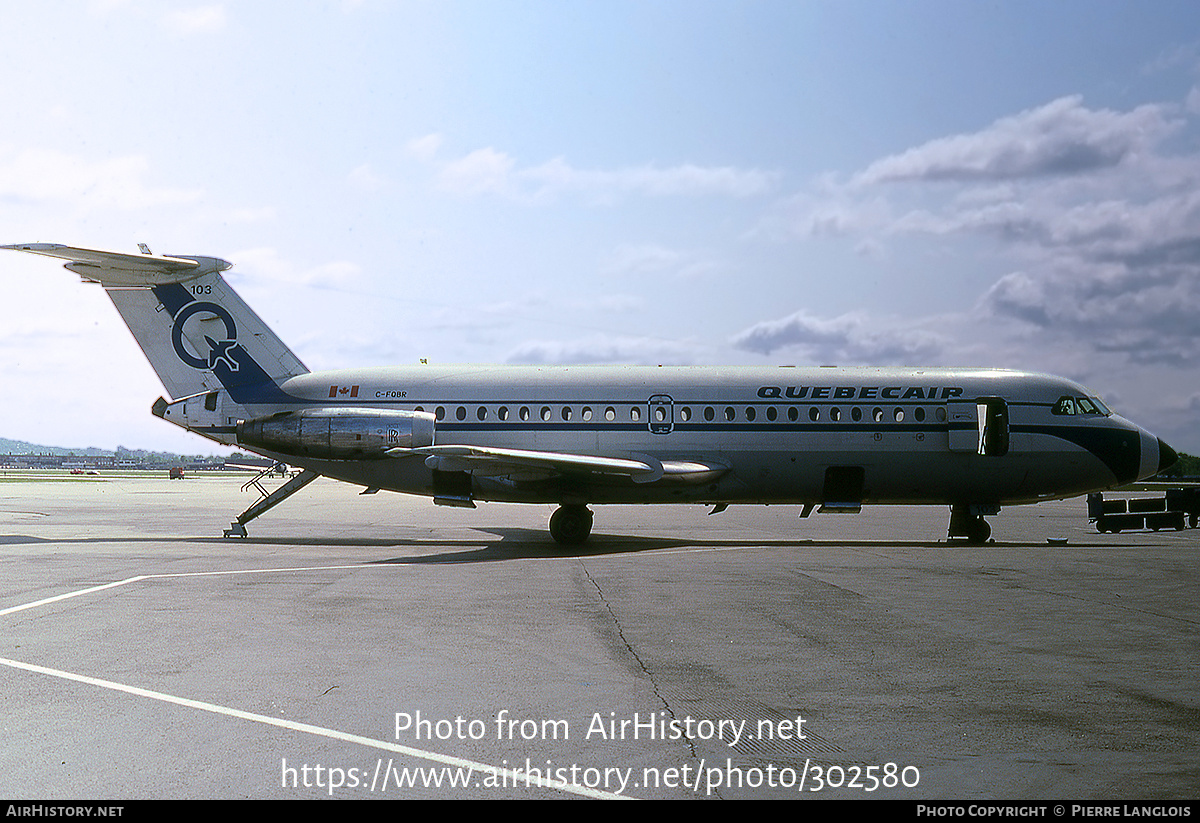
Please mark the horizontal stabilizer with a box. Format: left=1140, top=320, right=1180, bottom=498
left=2, top=243, right=230, bottom=286
left=4, top=241, right=306, bottom=403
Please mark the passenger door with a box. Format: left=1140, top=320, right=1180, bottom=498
left=648, top=395, right=674, bottom=434
left=947, top=397, right=1009, bottom=456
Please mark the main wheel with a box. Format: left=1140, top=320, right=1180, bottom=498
left=549, top=505, right=593, bottom=545
left=965, top=517, right=991, bottom=544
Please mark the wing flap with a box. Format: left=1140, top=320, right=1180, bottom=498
left=389, top=444, right=728, bottom=485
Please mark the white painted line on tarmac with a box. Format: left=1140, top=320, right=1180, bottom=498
left=0, top=565, right=636, bottom=799
left=0, top=565, right=379, bottom=618
left=0, top=655, right=632, bottom=799
left=0, top=576, right=148, bottom=617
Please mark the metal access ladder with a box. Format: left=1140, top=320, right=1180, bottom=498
left=223, top=465, right=320, bottom=538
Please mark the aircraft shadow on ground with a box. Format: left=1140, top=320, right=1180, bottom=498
left=0, top=530, right=1148, bottom=564
left=366, top=533, right=1148, bottom=564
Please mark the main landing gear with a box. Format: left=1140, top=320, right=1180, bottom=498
left=549, top=504, right=593, bottom=546
left=948, top=503, right=996, bottom=544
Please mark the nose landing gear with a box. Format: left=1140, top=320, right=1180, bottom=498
left=949, top=503, right=996, bottom=544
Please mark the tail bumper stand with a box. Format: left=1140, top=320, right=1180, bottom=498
left=224, top=468, right=320, bottom=538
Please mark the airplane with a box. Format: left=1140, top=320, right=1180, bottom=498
left=1, top=242, right=1179, bottom=545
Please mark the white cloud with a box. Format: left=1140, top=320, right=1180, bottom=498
left=737, top=91, right=1200, bottom=450
left=404, top=133, right=444, bottom=163
left=161, top=5, right=227, bottom=35
left=520, top=157, right=775, bottom=199
left=605, top=243, right=683, bottom=274
left=769, top=192, right=893, bottom=241
left=978, top=259, right=1200, bottom=367
left=602, top=243, right=721, bottom=279
left=225, top=205, right=277, bottom=223
left=1187, top=86, right=1200, bottom=115
left=424, top=142, right=775, bottom=203
left=588, top=294, right=645, bottom=314
left=87, top=0, right=134, bottom=14
left=228, top=247, right=361, bottom=289
left=853, top=96, right=1178, bottom=185
left=764, top=93, right=1200, bottom=374
left=348, top=163, right=386, bottom=192
left=438, top=147, right=517, bottom=197
left=730, top=310, right=947, bottom=365
left=0, top=148, right=202, bottom=211
left=504, top=334, right=701, bottom=365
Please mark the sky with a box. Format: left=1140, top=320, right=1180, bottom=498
left=2, top=0, right=1200, bottom=454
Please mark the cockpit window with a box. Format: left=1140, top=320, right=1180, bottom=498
left=1053, top=395, right=1110, bottom=416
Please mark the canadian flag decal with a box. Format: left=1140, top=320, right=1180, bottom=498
left=329, top=385, right=360, bottom=398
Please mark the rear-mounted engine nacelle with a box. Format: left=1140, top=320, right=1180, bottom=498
left=237, top=408, right=435, bottom=459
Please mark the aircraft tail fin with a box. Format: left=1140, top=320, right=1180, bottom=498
left=3, top=243, right=308, bottom=403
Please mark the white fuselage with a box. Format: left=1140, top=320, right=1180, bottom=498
left=6, top=243, right=1174, bottom=541
left=196, top=364, right=1162, bottom=508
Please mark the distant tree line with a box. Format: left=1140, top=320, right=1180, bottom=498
left=114, top=446, right=224, bottom=465
left=1157, top=452, right=1200, bottom=479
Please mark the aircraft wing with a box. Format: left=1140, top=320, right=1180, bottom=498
left=390, top=444, right=728, bottom=485
left=1, top=243, right=230, bottom=285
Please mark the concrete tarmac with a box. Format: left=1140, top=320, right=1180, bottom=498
left=0, top=472, right=1196, bottom=800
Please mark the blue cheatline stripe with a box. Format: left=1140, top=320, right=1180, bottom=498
left=151, top=282, right=194, bottom=315
left=1019, top=424, right=1141, bottom=484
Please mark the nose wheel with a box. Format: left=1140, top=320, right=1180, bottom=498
left=549, top=504, right=593, bottom=545
left=949, top=504, right=994, bottom=544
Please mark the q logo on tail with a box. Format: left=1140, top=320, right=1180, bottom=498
left=171, top=301, right=241, bottom=372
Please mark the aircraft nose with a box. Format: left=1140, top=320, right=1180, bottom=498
left=1158, top=438, right=1179, bottom=474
